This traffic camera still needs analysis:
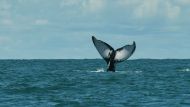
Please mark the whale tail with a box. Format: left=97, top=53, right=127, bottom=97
left=92, top=36, right=136, bottom=72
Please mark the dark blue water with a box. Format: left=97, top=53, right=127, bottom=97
left=0, top=59, right=190, bottom=107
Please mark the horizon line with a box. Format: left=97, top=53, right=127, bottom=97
left=0, top=58, right=189, bottom=60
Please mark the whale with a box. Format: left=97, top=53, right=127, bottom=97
left=92, top=36, right=136, bottom=72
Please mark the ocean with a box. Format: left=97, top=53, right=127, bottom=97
left=0, top=59, right=190, bottom=107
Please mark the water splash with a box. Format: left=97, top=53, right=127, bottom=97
left=90, top=68, right=105, bottom=72
left=90, top=68, right=143, bottom=74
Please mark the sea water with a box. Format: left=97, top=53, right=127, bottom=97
left=0, top=59, right=190, bottom=107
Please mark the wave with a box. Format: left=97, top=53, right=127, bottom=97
left=73, top=68, right=143, bottom=74
left=90, top=68, right=143, bottom=74
left=90, top=68, right=105, bottom=72
left=179, top=68, right=190, bottom=72
left=73, top=68, right=106, bottom=72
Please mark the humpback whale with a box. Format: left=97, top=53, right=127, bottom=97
left=92, top=36, right=136, bottom=72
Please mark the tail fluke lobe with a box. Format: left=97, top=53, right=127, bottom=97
left=92, top=36, right=114, bottom=63
left=114, top=41, right=136, bottom=62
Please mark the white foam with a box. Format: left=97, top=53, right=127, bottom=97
left=135, top=70, right=143, bottom=73
left=180, top=68, right=190, bottom=72
left=89, top=69, right=143, bottom=73
left=90, top=68, right=105, bottom=72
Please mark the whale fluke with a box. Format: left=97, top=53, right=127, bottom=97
left=92, top=36, right=136, bottom=72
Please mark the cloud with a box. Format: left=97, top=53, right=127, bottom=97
left=165, top=1, right=181, bottom=20
left=133, top=0, right=159, bottom=18
left=175, top=0, right=190, bottom=5
left=117, top=0, right=140, bottom=6
left=0, top=36, right=11, bottom=45
left=60, top=0, right=105, bottom=12
left=0, top=0, right=11, bottom=10
left=34, top=19, right=49, bottom=25
left=1, top=19, right=14, bottom=26
left=118, top=0, right=182, bottom=21
left=0, top=0, right=12, bottom=17
left=0, top=0, right=189, bottom=59
left=82, top=0, right=105, bottom=12
left=60, top=0, right=80, bottom=7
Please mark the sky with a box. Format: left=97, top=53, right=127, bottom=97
left=0, top=0, right=190, bottom=59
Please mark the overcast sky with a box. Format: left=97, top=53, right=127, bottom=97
left=0, top=0, right=190, bottom=59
